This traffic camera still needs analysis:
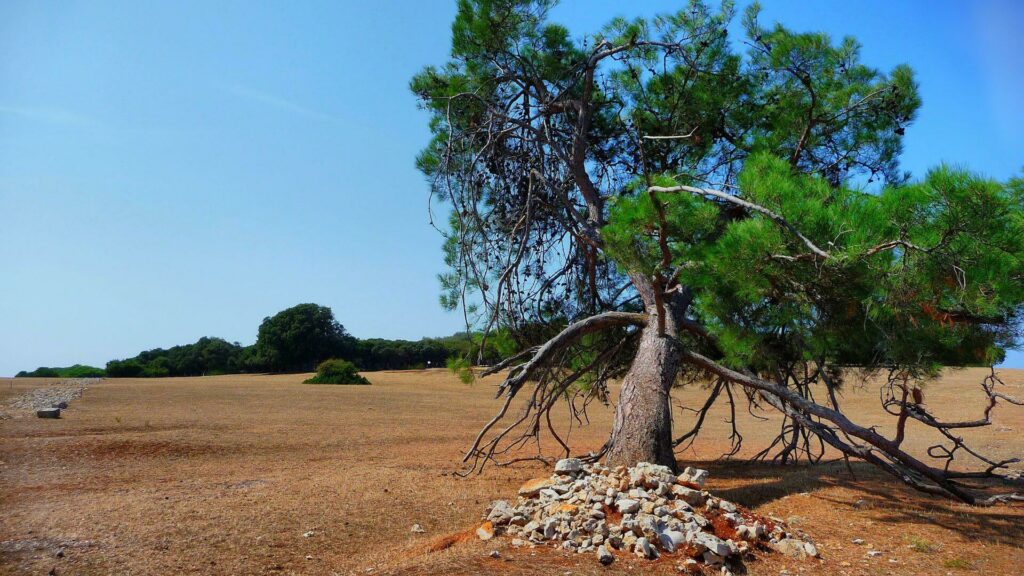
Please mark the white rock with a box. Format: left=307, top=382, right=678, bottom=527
left=686, top=468, right=710, bottom=487
left=616, top=498, right=641, bottom=514
left=539, top=488, right=559, bottom=500
left=543, top=519, right=558, bottom=540
left=659, top=530, right=687, bottom=553
left=597, top=544, right=615, bottom=565
left=690, top=532, right=731, bottom=557
left=671, top=485, right=706, bottom=506
left=555, top=458, right=583, bottom=474
left=410, top=524, right=426, bottom=534
left=634, top=537, right=657, bottom=559
left=772, top=538, right=809, bottom=559
left=486, top=500, right=514, bottom=523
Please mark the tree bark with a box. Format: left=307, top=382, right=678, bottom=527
left=605, top=275, right=687, bottom=471
left=606, top=319, right=680, bottom=470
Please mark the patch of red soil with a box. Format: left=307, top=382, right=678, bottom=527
left=424, top=528, right=477, bottom=553
left=707, top=510, right=739, bottom=541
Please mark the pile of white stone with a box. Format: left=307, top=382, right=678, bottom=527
left=478, top=459, right=817, bottom=572
left=1, top=379, right=98, bottom=420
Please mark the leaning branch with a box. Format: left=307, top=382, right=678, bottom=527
left=493, top=311, right=648, bottom=399
left=460, top=312, right=647, bottom=470
left=679, top=349, right=1022, bottom=505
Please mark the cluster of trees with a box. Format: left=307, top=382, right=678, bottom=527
left=105, top=337, right=247, bottom=377
left=15, top=364, right=106, bottom=378
left=352, top=333, right=506, bottom=370
left=18, top=303, right=500, bottom=378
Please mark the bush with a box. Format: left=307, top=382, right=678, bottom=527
left=304, top=359, right=369, bottom=385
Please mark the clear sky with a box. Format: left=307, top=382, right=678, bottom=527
left=1, top=0, right=1022, bottom=376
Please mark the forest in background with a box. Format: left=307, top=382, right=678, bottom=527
left=16, top=303, right=506, bottom=378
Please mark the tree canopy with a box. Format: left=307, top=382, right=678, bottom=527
left=413, top=0, right=1023, bottom=504
left=106, top=337, right=248, bottom=377
left=247, top=303, right=355, bottom=373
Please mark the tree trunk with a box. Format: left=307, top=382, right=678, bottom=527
left=605, top=318, right=680, bottom=471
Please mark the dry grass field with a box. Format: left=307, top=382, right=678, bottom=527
left=2, top=368, right=1023, bottom=575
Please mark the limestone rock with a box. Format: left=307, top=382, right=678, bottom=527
left=634, top=536, right=657, bottom=559
left=518, top=477, right=555, bottom=497
left=486, top=500, right=514, bottom=523
left=554, top=458, right=583, bottom=474
left=616, top=498, right=640, bottom=514
left=773, top=538, right=810, bottom=559
left=597, top=544, right=614, bottom=566
left=658, top=530, right=686, bottom=553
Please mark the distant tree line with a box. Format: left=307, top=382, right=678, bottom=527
left=15, top=364, right=106, bottom=378
left=18, top=303, right=507, bottom=378
left=105, top=336, right=248, bottom=377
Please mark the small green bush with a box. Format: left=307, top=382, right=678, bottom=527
left=909, top=536, right=937, bottom=553
left=304, top=359, right=369, bottom=385
left=943, top=558, right=972, bottom=570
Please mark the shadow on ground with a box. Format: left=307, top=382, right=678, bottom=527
left=682, top=458, right=1024, bottom=545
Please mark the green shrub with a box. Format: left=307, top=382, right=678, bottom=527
left=303, top=359, right=369, bottom=385
left=909, top=536, right=937, bottom=553
left=943, top=558, right=972, bottom=570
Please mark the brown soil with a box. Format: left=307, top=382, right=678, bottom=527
left=1, top=368, right=1022, bottom=575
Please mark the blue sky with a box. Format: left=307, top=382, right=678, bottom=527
left=1, top=0, right=1021, bottom=376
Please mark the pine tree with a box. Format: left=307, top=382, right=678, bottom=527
left=412, top=0, right=1023, bottom=504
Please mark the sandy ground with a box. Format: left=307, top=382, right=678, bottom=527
left=1, top=368, right=1023, bottom=575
